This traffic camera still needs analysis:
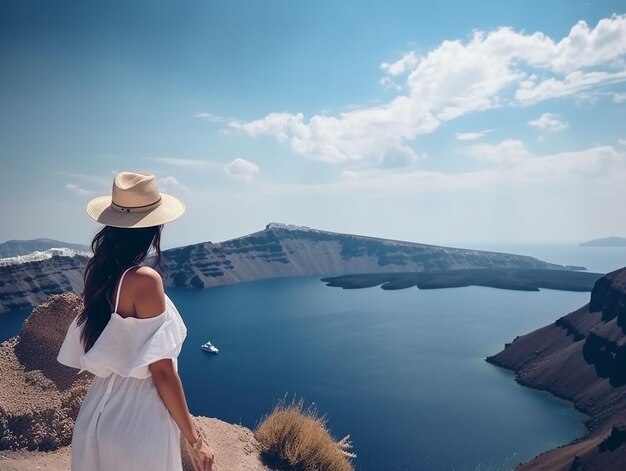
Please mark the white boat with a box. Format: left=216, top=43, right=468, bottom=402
left=201, top=341, right=219, bottom=354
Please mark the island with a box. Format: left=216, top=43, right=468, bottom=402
left=580, top=237, right=626, bottom=247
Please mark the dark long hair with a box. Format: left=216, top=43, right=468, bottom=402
left=77, top=224, right=164, bottom=352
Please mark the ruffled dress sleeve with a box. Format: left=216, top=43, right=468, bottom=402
left=57, top=294, right=187, bottom=379
left=56, top=315, right=87, bottom=372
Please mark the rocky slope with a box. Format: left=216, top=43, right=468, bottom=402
left=159, top=222, right=572, bottom=289
left=0, top=293, right=271, bottom=471
left=487, top=267, right=626, bottom=471
left=0, top=252, right=89, bottom=313
left=0, top=222, right=575, bottom=313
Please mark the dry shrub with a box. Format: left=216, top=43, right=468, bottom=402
left=255, top=396, right=355, bottom=471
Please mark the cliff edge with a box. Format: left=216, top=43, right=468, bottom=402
left=487, top=267, right=626, bottom=471
left=0, top=293, right=271, bottom=471
left=1, top=223, right=575, bottom=314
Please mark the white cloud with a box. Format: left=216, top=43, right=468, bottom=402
left=147, top=157, right=223, bottom=170
left=455, top=130, right=493, bottom=141
left=57, top=171, right=109, bottom=186
left=231, top=15, right=626, bottom=165
left=466, top=139, right=532, bottom=166
left=223, top=158, right=260, bottom=181
left=528, top=113, right=569, bottom=132
left=229, top=102, right=439, bottom=165
left=254, top=142, right=623, bottom=198
left=378, top=76, right=402, bottom=91
left=465, top=140, right=621, bottom=179
left=340, top=170, right=359, bottom=179
left=614, top=93, right=626, bottom=103
left=380, top=51, right=419, bottom=76
left=516, top=70, right=626, bottom=104
left=65, top=183, right=93, bottom=196
left=195, top=112, right=232, bottom=123
left=618, top=139, right=626, bottom=145
left=147, top=157, right=261, bottom=182
left=230, top=112, right=302, bottom=144
left=158, top=176, right=189, bottom=192
left=547, top=17, right=626, bottom=72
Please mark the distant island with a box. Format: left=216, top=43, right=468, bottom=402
left=580, top=237, right=626, bottom=247
left=0, top=222, right=586, bottom=313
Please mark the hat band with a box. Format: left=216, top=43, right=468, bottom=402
left=111, top=197, right=162, bottom=213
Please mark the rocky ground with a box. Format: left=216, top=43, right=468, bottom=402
left=0, top=293, right=271, bottom=471
left=1, top=417, right=270, bottom=471
left=488, top=267, right=626, bottom=470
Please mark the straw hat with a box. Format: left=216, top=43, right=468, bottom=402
left=86, top=171, right=186, bottom=228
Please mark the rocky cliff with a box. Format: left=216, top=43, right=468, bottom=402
left=0, top=223, right=573, bottom=313
left=0, top=293, right=271, bottom=471
left=158, top=223, right=570, bottom=289
left=0, top=252, right=89, bottom=313
left=0, top=238, right=90, bottom=257
left=487, top=267, right=626, bottom=471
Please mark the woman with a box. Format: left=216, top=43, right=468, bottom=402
left=57, top=171, right=214, bottom=471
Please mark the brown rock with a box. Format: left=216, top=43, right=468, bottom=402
left=488, top=268, right=626, bottom=470
left=0, top=293, right=92, bottom=450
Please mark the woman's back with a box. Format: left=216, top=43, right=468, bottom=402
left=111, top=265, right=167, bottom=321
left=57, top=265, right=188, bottom=471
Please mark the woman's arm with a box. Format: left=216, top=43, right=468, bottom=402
left=150, top=359, right=215, bottom=471
left=133, top=267, right=215, bottom=471
left=150, top=358, right=199, bottom=443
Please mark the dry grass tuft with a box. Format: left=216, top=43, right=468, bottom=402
left=255, top=396, right=356, bottom=471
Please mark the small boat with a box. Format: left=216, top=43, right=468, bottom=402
left=201, top=341, right=219, bottom=354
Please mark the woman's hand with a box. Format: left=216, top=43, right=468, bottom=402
left=185, top=438, right=215, bottom=471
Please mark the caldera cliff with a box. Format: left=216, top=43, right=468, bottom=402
left=487, top=267, right=626, bottom=471
left=0, top=223, right=576, bottom=314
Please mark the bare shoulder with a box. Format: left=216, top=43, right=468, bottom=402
left=129, top=266, right=166, bottom=318
left=132, top=266, right=164, bottom=286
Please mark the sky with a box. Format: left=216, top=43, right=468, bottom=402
left=1, top=0, right=626, bottom=249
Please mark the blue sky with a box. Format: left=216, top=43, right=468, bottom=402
left=1, top=0, right=626, bottom=248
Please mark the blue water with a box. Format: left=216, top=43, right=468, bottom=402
left=1, top=244, right=619, bottom=470
left=171, top=276, right=588, bottom=471
left=0, top=308, right=31, bottom=343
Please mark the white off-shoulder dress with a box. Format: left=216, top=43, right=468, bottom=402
left=57, top=265, right=188, bottom=471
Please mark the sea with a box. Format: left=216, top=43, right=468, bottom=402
left=1, top=244, right=624, bottom=470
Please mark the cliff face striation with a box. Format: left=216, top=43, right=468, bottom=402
left=1, top=223, right=573, bottom=313
left=158, top=222, right=571, bottom=289
left=0, top=252, right=89, bottom=313
left=0, top=293, right=271, bottom=471
left=487, top=267, right=626, bottom=471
